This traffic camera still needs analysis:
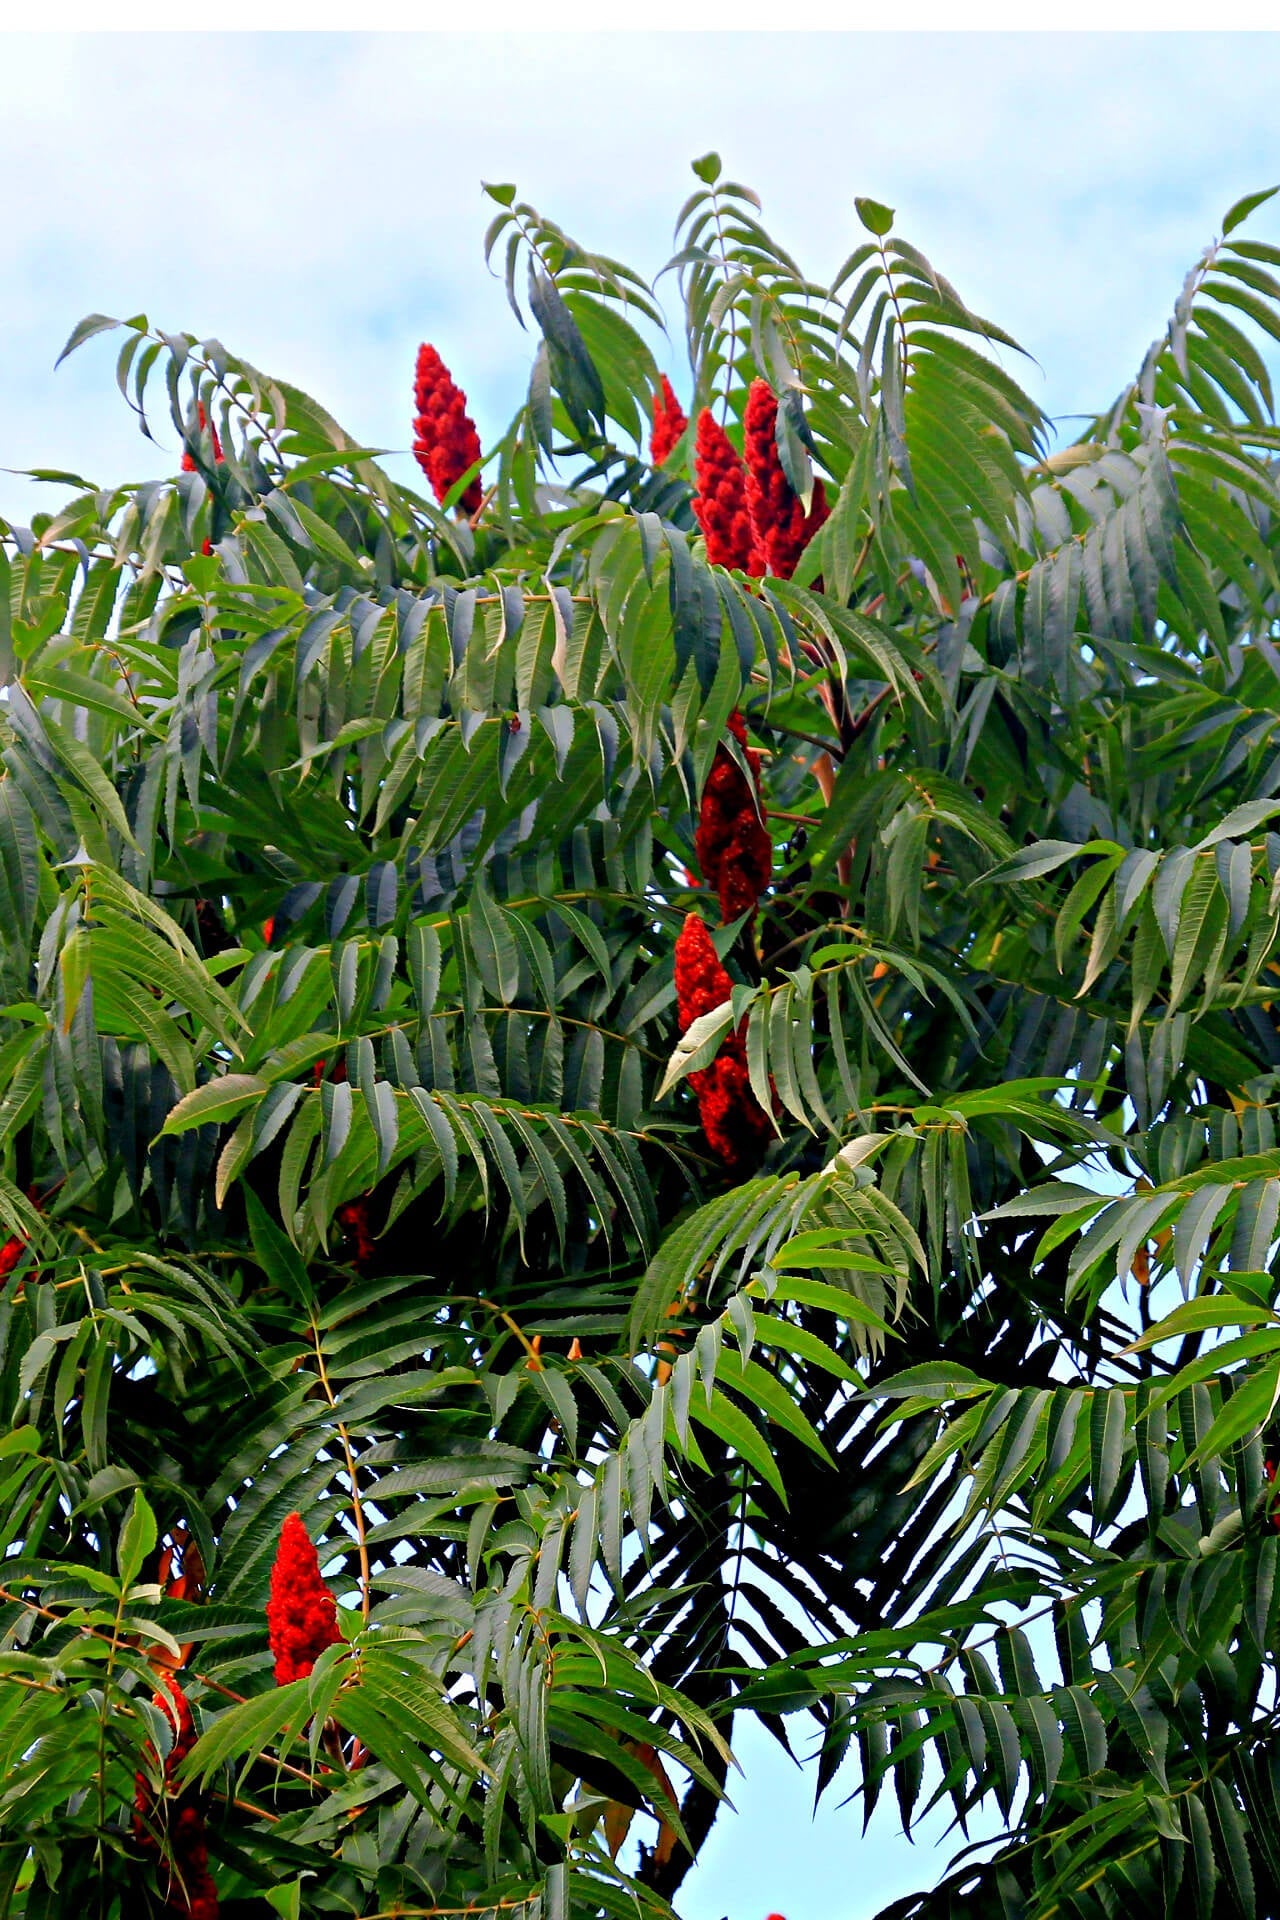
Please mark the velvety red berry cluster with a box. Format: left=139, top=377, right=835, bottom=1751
left=674, top=913, right=773, bottom=1171
left=335, top=1196, right=375, bottom=1268
left=180, top=401, right=223, bottom=474
left=650, top=374, right=688, bottom=466
left=1264, top=1459, right=1280, bottom=1531
left=687, top=380, right=827, bottom=581
left=0, top=1234, right=27, bottom=1278
left=412, top=344, right=483, bottom=515
left=266, top=1511, right=344, bottom=1685
left=743, top=379, right=828, bottom=581
left=692, top=409, right=757, bottom=572
left=181, top=403, right=224, bottom=556
left=133, top=1674, right=220, bottom=1918
left=695, top=709, right=772, bottom=926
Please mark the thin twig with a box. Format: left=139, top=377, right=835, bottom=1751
left=310, top=1320, right=372, bottom=1626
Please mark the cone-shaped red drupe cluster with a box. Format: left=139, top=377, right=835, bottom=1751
left=133, top=1675, right=197, bottom=1826
left=267, top=1512, right=344, bottom=1685
left=743, top=379, right=828, bottom=581
left=336, top=1197, right=375, bottom=1269
left=674, top=913, right=773, bottom=1171
left=0, top=1235, right=27, bottom=1277
left=413, top=345, right=483, bottom=515
left=695, top=709, right=772, bottom=925
left=693, top=383, right=827, bottom=579
left=650, top=375, right=688, bottom=466
left=1265, top=1459, right=1280, bottom=1531
left=675, top=909, right=734, bottom=1033
left=692, top=409, right=756, bottom=572
left=181, top=402, right=223, bottom=475
left=133, top=1675, right=220, bottom=1918
left=181, top=403, right=224, bottom=556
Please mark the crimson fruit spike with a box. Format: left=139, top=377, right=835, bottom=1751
left=181, top=401, right=224, bottom=556
left=133, top=1676, right=197, bottom=1834
left=412, top=343, right=484, bottom=515
left=692, top=408, right=757, bottom=573
left=673, top=913, right=773, bottom=1171
left=743, top=378, right=829, bottom=580
left=180, top=401, right=223, bottom=474
left=649, top=374, right=688, bottom=466
left=266, top=1511, right=344, bottom=1685
left=336, top=1196, right=375, bottom=1269
left=695, top=709, right=772, bottom=925
left=133, top=1675, right=220, bottom=1918
left=674, top=910, right=733, bottom=1036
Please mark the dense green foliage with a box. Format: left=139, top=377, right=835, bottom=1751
left=5, top=157, right=1280, bottom=1918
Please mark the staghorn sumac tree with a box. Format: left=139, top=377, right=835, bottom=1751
left=3, top=153, right=1280, bottom=1919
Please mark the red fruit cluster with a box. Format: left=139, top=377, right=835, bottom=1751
left=1265, top=1459, right=1280, bottom=1531
left=743, top=379, right=829, bottom=581
left=181, top=402, right=224, bottom=556
left=336, top=1196, right=375, bottom=1268
left=267, top=1512, right=344, bottom=1685
left=650, top=375, right=688, bottom=466
left=0, top=1235, right=27, bottom=1278
left=133, top=1674, right=197, bottom=1824
left=692, top=409, right=757, bottom=572
left=413, top=344, right=483, bottom=515
left=675, top=910, right=733, bottom=1032
left=133, top=1675, right=219, bottom=1918
left=674, top=913, right=773, bottom=1171
left=695, top=709, right=772, bottom=925
left=180, top=401, right=223, bottom=475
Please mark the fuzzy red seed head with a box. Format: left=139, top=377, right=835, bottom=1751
left=413, top=344, right=483, bottom=515
left=181, top=401, right=223, bottom=475
left=690, top=1043, right=775, bottom=1171
left=743, top=379, right=828, bottom=581
left=0, top=1235, right=27, bottom=1278
left=137, top=1675, right=196, bottom=1795
left=674, top=913, right=733, bottom=1034
left=694, top=709, right=771, bottom=925
left=179, top=1873, right=221, bottom=1920
left=133, top=1676, right=196, bottom=1835
left=692, top=409, right=757, bottom=573
left=650, top=375, right=689, bottom=466
left=132, top=1675, right=220, bottom=1914
left=159, top=1808, right=219, bottom=1919
left=266, top=1512, right=343, bottom=1686
left=335, top=1196, right=375, bottom=1269
left=673, top=914, right=773, bottom=1171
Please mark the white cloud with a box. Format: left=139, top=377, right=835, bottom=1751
left=2, top=33, right=1277, bottom=525
left=1, top=31, right=1276, bottom=1917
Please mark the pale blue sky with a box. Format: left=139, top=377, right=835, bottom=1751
left=3, top=28, right=1280, bottom=1920
left=4, top=33, right=1280, bottom=529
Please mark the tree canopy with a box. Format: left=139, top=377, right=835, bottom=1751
left=4, top=156, right=1280, bottom=1920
